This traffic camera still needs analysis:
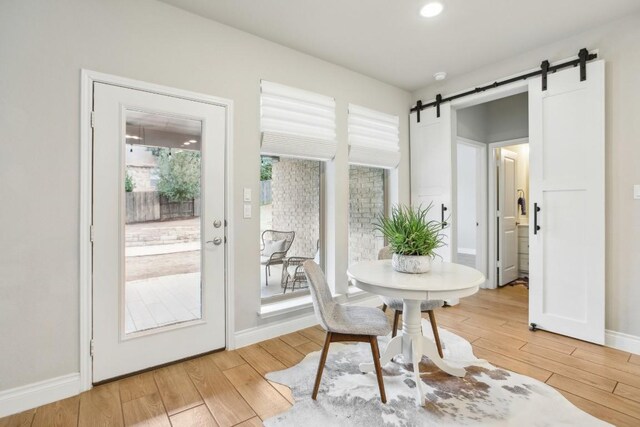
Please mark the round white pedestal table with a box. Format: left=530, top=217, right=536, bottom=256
left=347, top=260, right=485, bottom=406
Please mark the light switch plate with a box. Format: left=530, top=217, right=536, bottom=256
left=243, top=203, right=252, bottom=218
left=634, top=185, right=640, bottom=200
left=243, top=188, right=252, bottom=202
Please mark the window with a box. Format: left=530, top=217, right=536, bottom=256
left=259, top=81, right=333, bottom=303
left=347, top=104, right=397, bottom=265
left=349, top=165, right=386, bottom=265
left=260, top=156, right=322, bottom=301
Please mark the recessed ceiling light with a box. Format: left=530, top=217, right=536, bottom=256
left=183, top=142, right=191, bottom=146
left=125, top=135, right=142, bottom=140
left=188, top=139, right=197, bottom=143
left=420, top=2, right=443, bottom=18
left=434, top=71, right=447, bottom=81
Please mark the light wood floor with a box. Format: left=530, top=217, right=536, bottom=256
left=2, top=285, right=640, bottom=426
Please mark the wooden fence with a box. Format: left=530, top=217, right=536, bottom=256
left=126, top=191, right=200, bottom=223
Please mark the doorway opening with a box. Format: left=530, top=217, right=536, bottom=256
left=453, top=92, right=529, bottom=292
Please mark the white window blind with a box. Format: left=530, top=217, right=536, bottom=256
left=348, top=104, right=400, bottom=169
left=260, top=81, right=337, bottom=161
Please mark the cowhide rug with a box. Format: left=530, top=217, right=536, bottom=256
left=264, top=320, right=608, bottom=426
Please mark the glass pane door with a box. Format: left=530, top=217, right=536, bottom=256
left=124, top=110, right=203, bottom=334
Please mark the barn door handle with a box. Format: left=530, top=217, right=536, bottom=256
left=441, top=204, right=448, bottom=228
left=533, top=203, right=541, bottom=235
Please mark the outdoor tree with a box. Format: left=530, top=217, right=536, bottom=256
left=156, top=149, right=201, bottom=201
left=261, top=156, right=273, bottom=181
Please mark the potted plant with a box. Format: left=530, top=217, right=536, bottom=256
left=374, top=203, right=447, bottom=273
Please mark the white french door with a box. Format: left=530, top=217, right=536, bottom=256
left=92, top=82, right=227, bottom=382
left=498, top=148, right=519, bottom=285
left=528, top=61, right=605, bottom=344
left=409, top=105, right=453, bottom=262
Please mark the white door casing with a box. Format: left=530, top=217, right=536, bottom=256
left=528, top=60, right=605, bottom=344
left=499, top=148, right=519, bottom=285
left=92, top=82, right=227, bottom=382
left=410, top=105, right=453, bottom=262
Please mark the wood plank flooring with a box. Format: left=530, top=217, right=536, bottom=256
left=2, top=285, right=639, bottom=426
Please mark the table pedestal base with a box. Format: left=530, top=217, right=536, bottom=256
left=359, top=300, right=466, bottom=406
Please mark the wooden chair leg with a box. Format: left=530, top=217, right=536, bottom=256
left=427, top=310, right=444, bottom=358
left=381, top=303, right=387, bottom=313
left=369, top=336, right=387, bottom=403
left=312, top=332, right=332, bottom=400
left=392, top=310, right=401, bottom=338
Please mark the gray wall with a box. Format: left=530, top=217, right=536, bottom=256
left=456, top=144, right=478, bottom=252
left=456, top=93, right=528, bottom=143
left=414, top=12, right=640, bottom=338
left=0, top=0, right=411, bottom=391
left=457, top=105, right=488, bottom=142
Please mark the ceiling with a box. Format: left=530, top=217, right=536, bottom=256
left=127, top=111, right=201, bottom=149
left=159, top=0, right=640, bottom=91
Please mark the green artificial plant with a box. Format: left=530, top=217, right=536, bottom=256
left=374, top=203, right=447, bottom=257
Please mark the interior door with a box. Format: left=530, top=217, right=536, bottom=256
left=528, top=60, right=605, bottom=344
left=410, top=104, right=453, bottom=261
left=499, top=148, right=518, bottom=285
left=92, top=82, right=227, bottom=382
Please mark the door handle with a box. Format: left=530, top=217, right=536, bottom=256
left=533, top=203, right=541, bottom=235
left=441, top=204, right=448, bottom=228
left=207, top=237, right=223, bottom=245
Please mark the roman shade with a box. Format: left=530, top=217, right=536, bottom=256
left=348, top=104, right=400, bottom=169
left=260, top=81, right=337, bottom=160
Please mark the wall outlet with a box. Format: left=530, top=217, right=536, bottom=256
left=634, top=185, right=640, bottom=200
left=243, top=203, right=251, bottom=218
left=243, top=188, right=252, bottom=202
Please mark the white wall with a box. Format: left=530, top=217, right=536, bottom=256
left=456, top=144, right=478, bottom=253
left=413, top=12, right=640, bottom=338
left=0, top=0, right=411, bottom=391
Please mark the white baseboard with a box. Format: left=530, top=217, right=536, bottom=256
left=0, top=373, right=81, bottom=418
left=235, top=295, right=381, bottom=349
left=234, top=313, right=319, bottom=349
left=605, top=329, right=640, bottom=355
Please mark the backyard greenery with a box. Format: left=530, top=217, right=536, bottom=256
left=156, top=149, right=201, bottom=202
left=374, top=203, right=447, bottom=257
left=125, top=171, right=135, bottom=192
left=261, top=156, right=273, bottom=181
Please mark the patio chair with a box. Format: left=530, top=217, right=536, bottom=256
left=282, top=240, right=320, bottom=294
left=378, top=246, right=445, bottom=358
left=303, top=260, right=390, bottom=403
left=260, top=230, right=295, bottom=286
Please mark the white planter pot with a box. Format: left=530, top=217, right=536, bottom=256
left=391, top=253, right=432, bottom=274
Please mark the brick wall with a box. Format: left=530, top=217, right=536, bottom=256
left=349, top=165, right=385, bottom=264
left=271, top=158, right=320, bottom=258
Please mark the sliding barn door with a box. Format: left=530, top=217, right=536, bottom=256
left=410, top=105, right=452, bottom=261
left=528, top=60, right=605, bottom=344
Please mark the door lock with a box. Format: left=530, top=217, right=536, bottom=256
left=213, top=219, right=222, bottom=228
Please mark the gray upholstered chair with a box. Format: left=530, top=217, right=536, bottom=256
left=378, top=246, right=445, bottom=358
left=303, top=260, right=390, bottom=403
left=260, top=230, right=295, bottom=286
